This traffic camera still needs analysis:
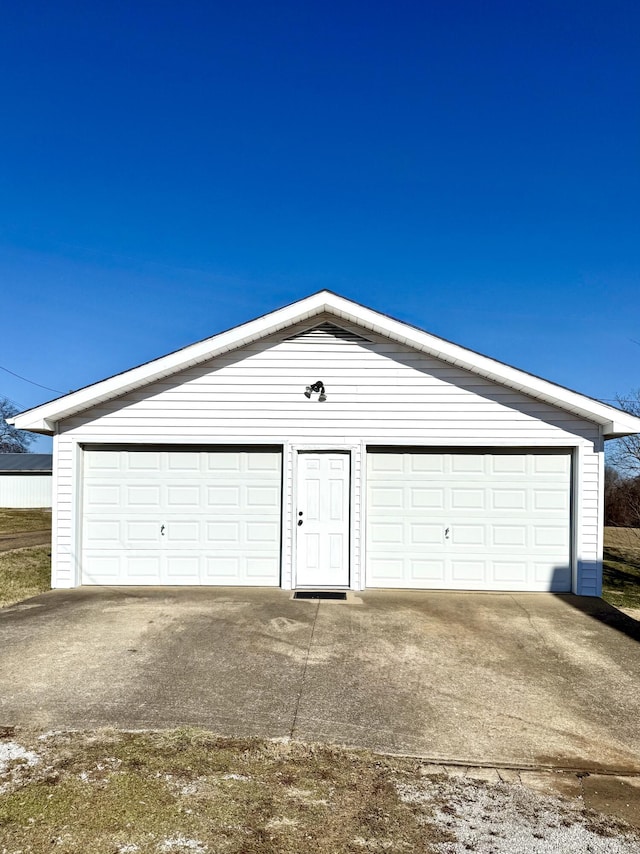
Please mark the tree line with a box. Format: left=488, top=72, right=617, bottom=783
left=605, top=391, right=640, bottom=528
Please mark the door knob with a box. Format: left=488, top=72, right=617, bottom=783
left=161, top=524, right=165, bottom=536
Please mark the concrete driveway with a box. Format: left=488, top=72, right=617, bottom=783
left=1, top=588, right=639, bottom=772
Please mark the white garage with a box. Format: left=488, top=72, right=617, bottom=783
left=366, top=450, right=571, bottom=591
left=82, top=448, right=281, bottom=585
left=10, top=291, right=640, bottom=596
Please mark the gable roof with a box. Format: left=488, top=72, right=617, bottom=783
left=9, top=290, right=640, bottom=438
left=0, top=454, right=53, bottom=472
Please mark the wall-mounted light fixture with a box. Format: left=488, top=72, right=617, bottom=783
left=304, top=380, right=327, bottom=402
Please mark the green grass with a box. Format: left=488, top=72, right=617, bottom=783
left=603, top=527, right=640, bottom=611
left=0, top=508, right=51, bottom=535
left=0, top=545, right=51, bottom=608
left=0, top=730, right=447, bottom=854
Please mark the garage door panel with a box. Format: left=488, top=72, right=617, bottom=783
left=246, top=556, right=281, bottom=582
left=411, top=487, right=444, bottom=508
left=370, top=523, right=404, bottom=544
left=245, top=521, right=279, bottom=544
left=411, top=559, right=446, bottom=581
left=126, top=485, right=161, bottom=508
left=165, top=555, right=201, bottom=581
left=492, top=561, right=527, bottom=584
left=86, top=484, right=120, bottom=506
left=367, top=450, right=571, bottom=592
left=82, top=553, right=122, bottom=583
left=128, top=451, right=162, bottom=471
left=246, top=452, right=281, bottom=472
left=82, top=448, right=281, bottom=586
left=492, top=455, right=527, bottom=474
left=410, top=523, right=443, bottom=545
left=491, top=489, right=527, bottom=510
left=247, top=486, right=279, bottom=507
left=166, top=520, right=201, bottom=543
left=451, top=488, right=485, bottom=509
left=85, top=450, right=120, bottom=471
left=534, top=455, right=570, bottom=474
left=206, top=485, right=241, bottom=508
left=127, top=554, right=162, bottom=580
left=167, top=485, right=201, bottom=507
left=451, top=560, right=485, bottom=582
left=451, top=455, right=485, bottom=473
left=370, top=487, right=403, bottom=509
left=126, top=520, right=161, bottom=547
left=533, top=490, right=568, bottom=511
left=368, top=556, right=404, bottom=582
left=451, top=525, right=485, bottom=546
left=83, top=518, right=122, bottom=548
left=492, top=525, right=527, bottom=546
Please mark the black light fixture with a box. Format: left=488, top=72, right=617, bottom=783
left=304, top=380, right=327, bottom=401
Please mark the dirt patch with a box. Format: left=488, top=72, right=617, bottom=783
left=0, top=530, right=51, bottom=552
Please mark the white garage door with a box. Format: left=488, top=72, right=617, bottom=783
left=82, top=448, right=281, bottom=586
left=367, top=450, right=571, bottom=592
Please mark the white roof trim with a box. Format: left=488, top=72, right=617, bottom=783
left=10, top=290, right=640, bottom=438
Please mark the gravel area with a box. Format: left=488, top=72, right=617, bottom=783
left=398, top=775, right=640, bottom=853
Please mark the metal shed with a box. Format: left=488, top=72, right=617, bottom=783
left=0, top=454, right=53, bottom=508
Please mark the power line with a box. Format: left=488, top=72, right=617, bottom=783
left=0, top=364, right=63, bottom=394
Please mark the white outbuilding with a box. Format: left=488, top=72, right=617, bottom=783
left=0, top=454, right=52, bottom=508
left=10, top=292, right=640, bottom=595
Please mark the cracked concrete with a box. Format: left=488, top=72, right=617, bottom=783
left=0, top=587, right=639, bottom=774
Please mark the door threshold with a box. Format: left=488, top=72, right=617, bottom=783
left=293, top=590, right=348, bottom=601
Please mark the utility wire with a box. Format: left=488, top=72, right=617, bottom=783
left=0, top=364, right=63, bottom=394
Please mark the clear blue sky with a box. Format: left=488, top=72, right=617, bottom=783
left=1, top=0, right=638, bottom=452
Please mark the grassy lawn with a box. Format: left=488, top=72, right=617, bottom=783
left=0, top=507, right=52, bottom=607
left=1, top=730, right=636, bottom=854
left=0, top=545, right=51, bottom=608
left=0, top=508, right=51, bottom=535
left=0, top=730, right=447, bottom=854
left=603, top=527, right=640, bottom=612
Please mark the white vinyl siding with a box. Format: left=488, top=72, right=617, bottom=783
left=59, top=319, right=601, bottom=446
left=81, top=448, right=281, bottom=586
left=366, top=450, right=571, bottom=592
left=50, top=319, right=604, bottom=593
left=0, top=474, right=52, bottom=508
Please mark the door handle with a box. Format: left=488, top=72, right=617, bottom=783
left=161, top=524, right=165, bottom=536
left=444, top=527, right=450, bottom=539
left=298, top=519, right=303, bottom=526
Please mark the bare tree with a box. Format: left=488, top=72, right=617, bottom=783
left=607, top=390, right=640, bottom=476
left=0, top=397, right=35, bottom=453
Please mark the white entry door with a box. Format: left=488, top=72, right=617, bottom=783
left=295, top=452, right=350, bottom=587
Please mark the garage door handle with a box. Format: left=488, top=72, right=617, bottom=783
left=298, top=519, right=303, bottom=526
left=161, top=524, right=165, bottom=536
left=444, top=527, right=450, bottom=539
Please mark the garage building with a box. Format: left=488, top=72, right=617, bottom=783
left=10, top=291, right=640, bottom=595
